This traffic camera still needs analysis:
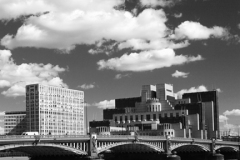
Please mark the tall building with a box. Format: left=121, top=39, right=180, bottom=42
left=25, top=84, right=84, bottom=135
left=90, top=83, right=220, bottom=139
left=182, top=91, right=219, bottom=138
left=4, top=111, right=26, bottom=135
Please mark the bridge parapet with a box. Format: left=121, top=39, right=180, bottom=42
left=0, top=135, right=239, bottom=159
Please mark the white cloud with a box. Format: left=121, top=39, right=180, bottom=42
left=88, top=39, right=117, bottom=55
left=219, top=115, right=228, bottom=123
left=216, top=88, right=222, bottom=93
left=0, top=0, right=123, bottom=20
left=98, top=49, right=203, bottom=72
left=172, top=70, right=189, bottom=78
left=0, top=80, right=11, bottom=88
left=0, top=112, right=5, bottom=116
left=220, top=123, right=239, bottom=136
left=174, top=13, right=182, bottom=18
left=0, top=1, right=172, bottom=53
left=115, top=73, right=131, bottom=79
left=0, top=126, right=3, bottom=135
left=0, top=0, right=230, bottom=59
left=78, top=83, right=95, bottom=90
left=175, top=85, right=208, bottom=99
left=0, top=50, right=67, bottom=97
left=223, top=109, right=240, bottom=116
left=172, top=21, right=229, bottom=40
left=118, top=38, right=190, bottom=51
left=140, top=0, right=180, bottom=7
left=92, top=99, right=115, bottom=109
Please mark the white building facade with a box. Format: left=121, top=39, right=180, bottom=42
left=26, top=84, right=84, bottom=135
left=4, top=111, right=26, bottom=135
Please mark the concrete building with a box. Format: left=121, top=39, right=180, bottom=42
left=4, top=111, right=26, bottom=135
left=90, top=83, right=219, bottom=139
left=25, top=84, right=84, bottom=135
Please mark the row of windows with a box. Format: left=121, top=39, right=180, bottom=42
left=26, top=84, right=84, bottom=97
left=4, top=116, right=25, bottom=119
left=4, top=119, right=25, bottom=121
left=4, top=125, right=25, bottom=128
left=115, top=112, right=182, bottom=121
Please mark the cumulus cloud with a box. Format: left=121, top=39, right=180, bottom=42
left=216, top=88, right=222, bottom=93
left=118, top=39, right=190, bottom=51
left=78, top=83, right=95, bottom=90
left=174, top=13, right=182, bottom=18
left=115, top=73, right=131, bottom=79
left=0, top=112, right=5, bottom=116
left=88, top=39, right=117, bottom=55
left=223, top=109, right=240, bottom=116
left=0, top=1, right=173, bottom=53
left=0, top=126, right=3, bottom=135
left=0, top=0, right=123, bottom=20
left=172, top=70, right=189, bottom=78
left=220, top=123, right=240, bottom=136
left=219, top=115, right=228, bottom=123
left=140, top=0, right=181, bottom=7
left=175, top=85, right=208, bottom=99
left=92, top=99, right=115, bottom=109
left=98, top=49, right=203, bottom=72
left=0, top=0, right=230, bottom=58
left=172, top=21, right=229, bottom=40
left=0, top=50, right=67, bottom=97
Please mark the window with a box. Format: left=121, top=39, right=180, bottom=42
left=153, top=114, right=156, bottom=120
left=164, top=113, right=167, bottom=117
left=176, top=113, right=179, bottom=117
left=146, top=114, right=150, bottom=121
left=135, top=115, right=138, bottom=121
left=130, top=115, right=133, bottom=121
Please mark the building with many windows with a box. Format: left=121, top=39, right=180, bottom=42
left=4, top=111, right=26, bottom=135
left=26, top=84, right=84, bottom=135
left=90, top=83, right=219, bottom=139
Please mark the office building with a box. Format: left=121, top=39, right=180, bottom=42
left=90, top=83, right=219, bottom=139
left=182, top=91, right=220, bottom=137
left=4, top=111, right=26, bottom=135
left=26, top=84, right=84, bottom=135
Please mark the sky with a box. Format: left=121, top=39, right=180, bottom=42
left=0, top=0, right=239, bottom=135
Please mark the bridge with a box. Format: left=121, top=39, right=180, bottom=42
left=0, top=134, right=239, bottom=160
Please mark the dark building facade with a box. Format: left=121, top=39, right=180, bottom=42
left=103, top=109, right=125, bottom=120
left=115, top=97, right=141, bottom=109
left=182, top=90, right=219, bottom=138
left=89, top=84, right=220, bottom=139
left=102, top=97, right=141, bottom=121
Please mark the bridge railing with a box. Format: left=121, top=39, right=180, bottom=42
left=0, top=135, right=90, bottom=139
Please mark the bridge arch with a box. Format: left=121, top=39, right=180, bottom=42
left=171, top=143, right=210, bottom=152
left=215, top=146, right=239, bottom=152
left=97, top=141, right=165, bottom=153
left=0, top=143, right=87, bottom=156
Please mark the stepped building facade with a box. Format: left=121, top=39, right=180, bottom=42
left=90, top=83, right=219, bottom=139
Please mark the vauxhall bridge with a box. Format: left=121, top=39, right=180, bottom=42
left=0, top=134, right=239, bottom=160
